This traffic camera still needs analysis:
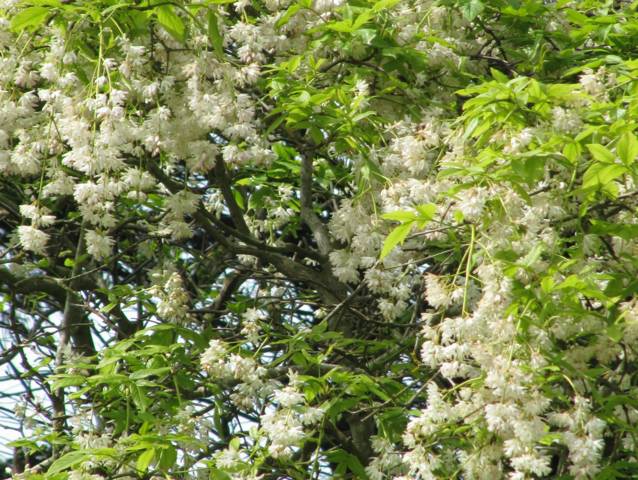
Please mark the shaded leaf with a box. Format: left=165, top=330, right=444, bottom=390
left=207, top=9, right=223, bottom=56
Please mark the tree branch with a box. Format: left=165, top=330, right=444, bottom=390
left=214, top=157, right=251, bottom=235
left=300, top=154, right=333, bottom=256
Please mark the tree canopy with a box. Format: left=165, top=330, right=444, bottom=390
left=1, top=0, right=638, bottom=478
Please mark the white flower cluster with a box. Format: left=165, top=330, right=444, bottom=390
left=17, top=203, right=55, bottom=254
left=85, top=229, right=114, bottom=261
left=241, top=308, right=265, bottom=344
left=201, top=342, right=323, bottom=460
left=261, top=371, right=323, bottom=458
left=17, top=225, right=49, bottom=255
left=551, top=106, right=583, bottom=134
left=172, top=405, right=213, bottom=453
left=68, top=472, right=105, bottom=480
left=380, top=117, right=447, bottom=176
left=0, top=0, right=289, bottom=261
left=200, top=338, right=272, bottom=408
left=157, top=190, right=200, bottom=240
left=380, top=141, right=618, bottom=479
left=152, top=272, right=192, bottom=324
left=365, top=436, right=404, bottom=480
left=579, top=67, right=615, bottom=100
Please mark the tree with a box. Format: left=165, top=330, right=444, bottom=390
left=1, top=0, right=638, bottom=478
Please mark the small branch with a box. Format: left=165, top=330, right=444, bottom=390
left=319, top=52, right=375, bottom=73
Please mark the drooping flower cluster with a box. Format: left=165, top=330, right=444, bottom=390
left=151, top=271, right=192, bottom=324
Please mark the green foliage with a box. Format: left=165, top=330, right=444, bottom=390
left=3, top=0, right=638, bottom=478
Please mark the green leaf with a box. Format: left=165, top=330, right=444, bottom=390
left=352, top=10, right=372, bottom=30
left=89, top=373, right=129, bottom=385
left=360, top=376, right=391, bottom=401
left=325, top=449, right=369, bottom=479
left=372, top=0, right=401, bottom=13
left=155, top=5, right=185, bottom=42
left=490, top=68, right=509, bottom=83
left=558, top=274, right=587, bottom=290
left=562, top=142, right=581, bottom=163
left=136, top=448, right=155, bottom=473
left=210, top=469, right=232, bottom=480
left=460, top=0, right=484, bottom=21
left=10, top=6, right=50, bottom=32
left=49, top=374, right=86, bottom=390
left=414, top=203, right=436, bottom=221
left=586, top=143, right=615, bottom=163
left=131, top=384, right=150, bottom=412
left=101, top=302, right=118, bottom=314
left=380, top=210, right=417, bottom=222
left=512, top=156, right=545, bottom=184
left=48, top=451, right=88, bottom=475
left=607, top=324, right=623, bottom=343
left=380, top=222, right=413, bottom=259
left=207, top=10, right=223, bottom=56
left=8, top=439, right=39, bottom=450
left=589, top=220, right=638, bottom=240
left=17, top=0, right=62, bottom=5
left=158, top=446, right=177, bottom=471
left=539, top=433, right=562, bottom=445
left=275, top=3, right=301, bottom=29
left=325, top=20, right=355, bottom=33
left=372, top=0, right=401, bottom=11
left=232, top=188, right=245, bottom=210
left=129, top=367, right=171, bottom=380
left=582, top=163, right=627, bottom=190
left=541, top=276, right=555, bottom=293
left=617, top=131, right=638, bottom=165
left=519, top=243, right=544, bottom=268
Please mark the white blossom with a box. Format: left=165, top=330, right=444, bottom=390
left=17, top=225, right=49, bottom=254
left=85, top=229, right=114, bottom=260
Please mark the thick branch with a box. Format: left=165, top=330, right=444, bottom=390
left=0, top=269, right=67, bottom=301
left=59, top=228, right=96, bottom=357
left=145, top=158, right=322, bottom=260
left=145, top=159, right=346, bottom=301
left=214, top=158, right=251, bottom=235
left=300, top=155, right=333, bottom=256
